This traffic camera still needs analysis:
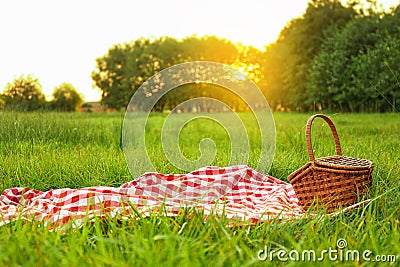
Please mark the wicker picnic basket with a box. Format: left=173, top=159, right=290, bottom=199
left=287, top=114, right=374, bottom=212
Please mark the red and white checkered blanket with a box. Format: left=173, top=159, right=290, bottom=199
left=0, top=165, right=366, bottom=229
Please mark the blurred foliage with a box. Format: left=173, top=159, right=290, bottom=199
left=50, top=83, right=84, bottom=112
left=263, top=0, right=356, bottom=110
left=92, top=0, right=399, bottom=113
left=0, top=78, right=85, bottom=112
left=265, top=0, right=399, bottom=112
left=91, top=36, right=242, bottom=110
left=308, top=5, right=400, bottom=112
left=1, top=74, right=46, bottom=111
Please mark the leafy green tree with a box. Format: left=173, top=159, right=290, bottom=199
left=2, top=74, right=46, bottom=111
left=92, top=39, right=155, bottom=110
left=51, top=83, right=84, bottom=112
left=92, top=36, right=239, bottom=110
left=350, top=37, right=400, bottom=112
left=308, top=6, right=400, bottom=112
left=263, top=0, right=355, bottom=110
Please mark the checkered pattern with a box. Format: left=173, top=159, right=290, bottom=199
left=0, top=165, right=366, bottom=229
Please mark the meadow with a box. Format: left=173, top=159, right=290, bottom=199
left=0, top=111, right=398, bottom=266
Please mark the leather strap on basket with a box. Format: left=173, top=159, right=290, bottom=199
left=306, top=114, right=342, bottom=162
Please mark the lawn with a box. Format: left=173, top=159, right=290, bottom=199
left=0, top=111, right=398, bottom=266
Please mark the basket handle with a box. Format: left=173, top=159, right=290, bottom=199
left=306, top=114, right=342, bottom=162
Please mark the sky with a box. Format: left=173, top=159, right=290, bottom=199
left=0, top=0, right=398, bottom=102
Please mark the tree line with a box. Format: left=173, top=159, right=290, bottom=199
left=93, top=0, right=399, bottom=113
left=2, top=0, right=398, bottom=113
left=0, top=75, right=83, bottom=112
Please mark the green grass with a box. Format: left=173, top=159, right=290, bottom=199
left=0, top=111, right=399, bottom=266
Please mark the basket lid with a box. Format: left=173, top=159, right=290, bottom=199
left=315, top=155, right=373, bottom=170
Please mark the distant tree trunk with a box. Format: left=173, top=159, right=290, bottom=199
left=393, top=95, right=396, bottom=113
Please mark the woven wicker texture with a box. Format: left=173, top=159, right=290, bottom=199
left=317, top=156, right=372, bottom=169
left=288, top=114, right=373, bottom=212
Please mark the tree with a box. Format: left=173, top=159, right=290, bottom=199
left=92, top=36, right=239, bottom=110
left=180, top=35, right=238, bottom=64
left=92, top=39, right=153, bottom=110
left=2, top=74, right=46, bottom=111
left=262, top=0, right=355, bottom=110
left=51, top=83, right=84, bottom=112
left=308, top=6, right=400, bottom=112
